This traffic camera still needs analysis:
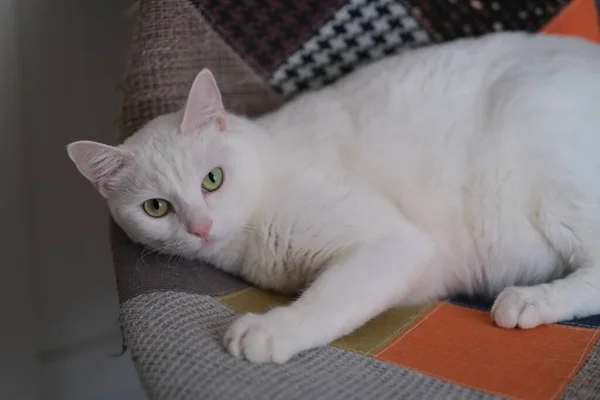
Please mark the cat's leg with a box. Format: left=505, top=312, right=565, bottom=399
left=223, top=226, right=435, bottom=363
left=493, top=210, right=600, bottom=329
left=492, top=266, right=600, bottom=329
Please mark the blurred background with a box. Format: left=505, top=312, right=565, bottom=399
left=1, top=1, right=147, bottom=399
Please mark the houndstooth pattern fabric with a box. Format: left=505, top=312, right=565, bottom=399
left=269, top=0, right=431, bottom=96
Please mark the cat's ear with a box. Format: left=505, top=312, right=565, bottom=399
left=67, top=140, right=134, bottom=198
left=181, top=68, right=226, bottom=134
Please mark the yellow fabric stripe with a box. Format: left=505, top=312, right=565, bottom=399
left=218, top=287, right=433, bottom=355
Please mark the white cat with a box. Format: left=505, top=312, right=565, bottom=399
left=67, top=31, right=600, bottom=364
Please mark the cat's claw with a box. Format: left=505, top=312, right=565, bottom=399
left=491, top=286, right=555, bottom=329
left=223, top=307, right=304, bottom=363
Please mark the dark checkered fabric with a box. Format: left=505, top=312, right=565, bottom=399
left=190, top=0, right=346, bottom=76
left=402, top=0, right=571, bottom=42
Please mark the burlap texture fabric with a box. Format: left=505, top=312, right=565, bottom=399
left=118, top=0, right=282, bottom=141
left=561, top=340, right=600, bottom=400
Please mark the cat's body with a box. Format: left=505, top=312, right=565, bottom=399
left=68, top=32, right=600, bottom=363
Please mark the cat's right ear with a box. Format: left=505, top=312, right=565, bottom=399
left=66, top=140, right=134, bottom=198
left=181, top=68, right=226, bottom=134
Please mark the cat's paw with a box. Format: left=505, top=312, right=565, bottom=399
left=223, top=307, right=305, bottom=363
left=491, top=286, right=556, bottom=329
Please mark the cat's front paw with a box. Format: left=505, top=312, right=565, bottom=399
left=491, top=286, right=556, bottom=329
left=223, top=307, right=305, bottom=363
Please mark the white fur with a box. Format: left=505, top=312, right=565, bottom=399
left=68, top=32, right=600, bottom=363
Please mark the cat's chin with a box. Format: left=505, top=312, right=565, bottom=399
left=192, top=236, right=229, bottom=255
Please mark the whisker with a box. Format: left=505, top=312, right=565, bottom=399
left=241, top=225, right=263, bottom=233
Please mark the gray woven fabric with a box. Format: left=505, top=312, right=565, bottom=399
left=562, top=338, right=600, bottom=399
left=121, top=291, right=500, bottom=400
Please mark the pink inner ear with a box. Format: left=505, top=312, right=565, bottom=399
left=67, top=140, right=133, bottom=197
left=181, top=69, right=226, bottom=134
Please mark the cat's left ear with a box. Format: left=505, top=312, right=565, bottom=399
left=181, top=68, right=226, bottom=134
left=67, top=140, right=134, bottom=198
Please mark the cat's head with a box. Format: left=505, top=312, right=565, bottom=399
left=67, top=69, right=267, bottom=263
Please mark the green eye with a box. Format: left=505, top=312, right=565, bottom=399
left=142, top=198, right=170, bottom=218
left=202, top=167, right=224, bottom=192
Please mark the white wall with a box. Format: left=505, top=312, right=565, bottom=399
left=3, top=1, right=146, bottom=398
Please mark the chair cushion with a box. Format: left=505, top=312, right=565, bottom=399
left=114, top=1, right=600, bottom=398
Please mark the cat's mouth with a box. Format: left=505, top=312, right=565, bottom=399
left=193, top=233, right=220, bottom=246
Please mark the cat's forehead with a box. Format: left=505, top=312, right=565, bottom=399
left=121, top=112, right=233, bottom=192
left=126, top=112, right=230, bottom=162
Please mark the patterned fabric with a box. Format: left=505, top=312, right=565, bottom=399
left=269, top=0, right=431, bottom=96
left=217, top=288, right=600, bottom=400
left=190, top=0, right=346, bottom=76
left=192, top=0, right=600, bottom=97
left=121, top=292, right=500, bottom=400
left=114, top=0, right=600, bottom=399
left=120, top=290, right=600, bottom=400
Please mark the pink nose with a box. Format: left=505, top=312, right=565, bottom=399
left=189, top=219, right=212, bottom=240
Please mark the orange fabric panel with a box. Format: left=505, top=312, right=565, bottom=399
left=375, top=303, right=600, bottom=400
left=542, top=0, right=600, bottom=43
